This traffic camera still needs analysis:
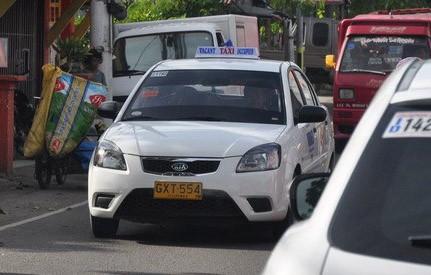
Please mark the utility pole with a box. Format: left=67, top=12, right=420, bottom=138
left=295, top=7, right=304, bottom=70
left=91, top=0, right=113, bottom=100
left=283, top=18, right=295, bottom=62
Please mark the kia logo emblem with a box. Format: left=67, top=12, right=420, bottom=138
left=171, top=163, right=188, bottom=172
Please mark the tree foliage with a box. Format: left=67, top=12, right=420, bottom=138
left=121, top=0, right=430, bottom=23
left=348, top=0, right=429, bottom=17
left=122, top=0, right=229, bottom=23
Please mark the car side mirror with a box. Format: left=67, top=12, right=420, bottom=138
left=290, top=173, right=330, bottom=221
left=298, top=105, right=327, bottom=123
left=325, top=54, right=336, bottom=69
left=98, top=101, right=120, bottom=119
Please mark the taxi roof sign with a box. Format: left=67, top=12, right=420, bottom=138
left=195, top=46, right=259, bottom=59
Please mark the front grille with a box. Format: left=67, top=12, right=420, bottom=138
left=114, top=188, right=246, bottom=224
left=142, top=158, right=220, bottom=175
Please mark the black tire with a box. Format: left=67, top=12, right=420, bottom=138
left=35, top=151, right=52, bottom=189
left=269, top=208, right=294, bottom=241
left=91, top=215, right=119, bottom=238
left=268, top=169, right=301, bottom=240
left=54, top=160, right=68, bottom=185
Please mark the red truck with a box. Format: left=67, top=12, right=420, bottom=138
left=325, top=8, right=431, bottom=152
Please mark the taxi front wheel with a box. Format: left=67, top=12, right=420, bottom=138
left=91, top=215, right=119, bottom=238
left=269, top=209, right=294, bottom=241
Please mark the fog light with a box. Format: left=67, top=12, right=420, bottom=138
left=247, top=198, right=272, bottom=212
left=95, top=194, right=115, bottom=209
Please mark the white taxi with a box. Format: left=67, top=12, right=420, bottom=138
left=88, top=47, right=334, bottom=238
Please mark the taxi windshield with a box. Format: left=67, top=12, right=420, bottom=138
left=330, top=104, right=431, bottom=265
left=339, top=36, right=429, bottom=73
left=122, top=69, right=284, bottom=124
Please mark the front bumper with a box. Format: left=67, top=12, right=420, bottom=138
left=88, top=154, right=290, bottom=224
left=333, top=107, right=366, bottom=140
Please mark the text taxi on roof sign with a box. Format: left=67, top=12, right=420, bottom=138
left=195, top=46, right=259, bottom=59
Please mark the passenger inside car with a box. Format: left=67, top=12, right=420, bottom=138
left=243, top=83, right=277, bottom=111
left=181, top=86, right=209, bottom=105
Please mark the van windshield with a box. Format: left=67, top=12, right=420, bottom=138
left=339, top=36, right=429, bottom=73
left=112, top=31, right=213, bottom=77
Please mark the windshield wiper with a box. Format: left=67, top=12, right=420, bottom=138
left=175, top=116, right=226, bottom=121
left=409, top=235, right=431, bottom=248
left=342, top=69, right=387, bottom=75
left=113, top=70, right=145, bottom=77
left=121, top=116, right=162, bottom=121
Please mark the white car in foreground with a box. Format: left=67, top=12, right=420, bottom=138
left=88, top=47, right=334, bottom=238
left=262, top=58, right=431, bottom=274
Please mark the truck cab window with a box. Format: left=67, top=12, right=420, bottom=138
left=340, top=36, right=429, bottom=72
left=312, top=23, right=329, bottom=47
left=216, top=32, right=225, bottom=46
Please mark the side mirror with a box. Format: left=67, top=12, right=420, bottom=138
left=298, top=105, right=327, bottom=123
left=325, top=54, right=336, bottom=69
left=98, top=101, right=120, bottom=119
left=290, top=173, right=330, bottom=221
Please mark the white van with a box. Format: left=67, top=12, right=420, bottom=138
left=111, top=14, right=259, bottom=102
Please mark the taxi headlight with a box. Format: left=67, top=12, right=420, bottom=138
left=93, top=140, right=127, bottom=170
left=236, top=143, right=281, bottom=173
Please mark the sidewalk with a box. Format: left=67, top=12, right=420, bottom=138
left=0, top=159, right=88, bottom=228
left=0, top=159, right=37, bottom=195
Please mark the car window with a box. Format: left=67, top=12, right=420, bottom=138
left=330, top=104, right=431, bottom=265
left=292, top=70, right=316, bottom=106
left=288, top=70, right=304, bottom=120
left=124, top=69, right=285, bottom=125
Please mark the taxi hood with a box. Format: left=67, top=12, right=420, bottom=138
left=102, top=121, right=286, bottom=157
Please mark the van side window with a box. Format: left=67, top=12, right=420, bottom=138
left=216, top=32, right=225, bottom=47
left=312, top=23, right=329, bottom=47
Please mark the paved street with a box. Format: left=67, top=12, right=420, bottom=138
left=0, top=95, right=334, bottom=274
left=0, top=161, right=275, bottom=274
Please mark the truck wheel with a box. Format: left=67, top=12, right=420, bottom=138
left=91, top=215, right=119, bottom=238
left=35, top=151, right=52, bottom=189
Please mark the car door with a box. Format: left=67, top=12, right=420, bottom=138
left=293, top=69, right=330, bottom=172
left=287, top=70, right=314, bottom=171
